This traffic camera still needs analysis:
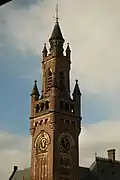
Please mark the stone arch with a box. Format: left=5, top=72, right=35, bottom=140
left=58, top=132, right=75, bottom=149
left=34, top=130, right=50, bottom=150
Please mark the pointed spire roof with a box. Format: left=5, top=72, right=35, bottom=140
left=49, top=21, right=64, bottom=42
left=49, top=5, right=64, bottom=42
left=42, top=43, right=47, bottom=53
left=42, top=43, right=48, bottom=58
left=31, top=80, right=40, bottom=96
left=72, top=80, right=82, bottom=96
left=66, top=43, right=71, bottom=52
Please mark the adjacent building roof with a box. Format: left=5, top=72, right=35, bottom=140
left=90, top=155, right=120, bottom=180
left=12, top=168, right=30, bottom=180
left=12, top=152, right=120, bottom=180
left=78, top=166, right=95, bottom=180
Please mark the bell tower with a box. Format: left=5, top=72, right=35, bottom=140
left=30, top=7, right=82, bottom=180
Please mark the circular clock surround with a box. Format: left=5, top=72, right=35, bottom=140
left=39, top=137, right=48, bottom=151
left=35, top=131, right=50, bottom=153
left=60, top=137, right=70, bottom=152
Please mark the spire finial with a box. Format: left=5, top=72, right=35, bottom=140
left=76, top=79, right=78, bottom=83
left=55, top=4, right=59, bottom=23
left=34, top=80, right=37, bottom=84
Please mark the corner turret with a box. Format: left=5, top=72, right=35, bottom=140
left=42, top=43, right=48, bottom=58
left=72, top=80, right=82, bottom=118
left=66, top=43, right=71, bottom=59
left=30, top=80, right=40, bottom=117
left=49, top=18, right=64, bottom=56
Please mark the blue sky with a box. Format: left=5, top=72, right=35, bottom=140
left=0, top=0, right=107, bottom=135
left=0, top=44, right=111, bottom=134
left=0, top=0, right=120, bottom=179
left=0, top=0, right=120, bottom=133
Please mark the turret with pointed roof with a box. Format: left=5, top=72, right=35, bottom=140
left=30, top=80, right=39, bottom=117
left=49, top=4, right=64, bottom=42
left=49, top=14, right=64, bottom=56
left=49, top=21, right=64, bottom=42
left=73, top=79, right=81, bottom=97
left=31, top=80, right=39, bottom=98
left=42, top=43, right=48, bottom=58
left=73, top=80, right=82, bottom=118
left=66, top=42, right=71, bottom=59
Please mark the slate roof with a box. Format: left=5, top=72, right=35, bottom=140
left=12, top=168, right=30, bottom=180
left=78, top=166, right=95, bottom=180
left=90, top=156, right=120, bottom=180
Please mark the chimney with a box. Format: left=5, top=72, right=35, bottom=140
left=107, top=149, right=116, bottom=161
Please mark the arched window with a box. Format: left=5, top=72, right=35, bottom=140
left=59, top=71, right=65, bottom=91
left=36, top=104, right=40, bottom=113
left=45, top=101, right=49, bottom=110
left=40, top=102, right=44, bottom=111
left=46, top=68, right=52, bottom=92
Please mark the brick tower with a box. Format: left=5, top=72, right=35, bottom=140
left=29, top=8, right=82, bottom=180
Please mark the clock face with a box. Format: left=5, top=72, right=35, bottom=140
left=39, top=137, right=48, bottom=152
left=60, top=137, right=70, bottom=152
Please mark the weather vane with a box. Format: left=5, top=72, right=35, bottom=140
left=54, top=4, right=59, bottom=23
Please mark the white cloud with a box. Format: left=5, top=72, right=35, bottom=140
left=1, top=119, right=120, bottom=179
left=80, top=119, right=120, bottom=167
left=1, top=0, right=120, bottom=97
left=0, top=131, right=31, bottom=180
left=0, top=2, right=120, bottom=179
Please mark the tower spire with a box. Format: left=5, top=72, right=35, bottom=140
left=49, top=4, right=64, bottom=56
left=50, top=4, right=64, bottom=41
left=30, top=8, right=82, bottom=180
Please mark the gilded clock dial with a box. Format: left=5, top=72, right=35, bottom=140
left=60, top=137, right=70, bottom=152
